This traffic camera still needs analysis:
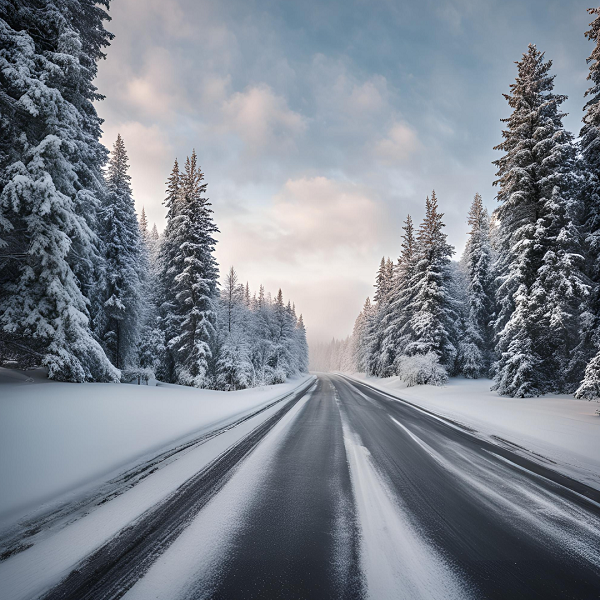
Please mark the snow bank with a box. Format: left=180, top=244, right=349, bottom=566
left=345, top=374, right=600, bottom=490
left=0, top=368, right=311, bottom=525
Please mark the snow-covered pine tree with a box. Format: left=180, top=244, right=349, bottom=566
left=137, top=211, right=163, bottom=378
left=493, top=45, right=586, bottom=396
left=155, top=159, right=182, bottom=382
left=139, top=207, right=149, bottom=243
left=166, top=151, right=219, bottom=388
left=352, top=298, right=373, bottom=373
left=384, top=214, right=419, bottom=372
left=296, top=314, right=309, bottom=373
left=99, top=134, right=144, bottom=370
left=269, top=289, right=294, bottom=381
left=215, top=266, right=253, bottom=390
left=365, top=257, right=395, bottom=376
left=458, top=193, right=495, bottom=378
left=0, top=0, right=118, bottom=381
left=576, top=8, right=600, bottom=400
left=404, top=192, right=458, bottom=375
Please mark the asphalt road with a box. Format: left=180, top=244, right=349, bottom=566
left=39, top=375, right=600, bottom=599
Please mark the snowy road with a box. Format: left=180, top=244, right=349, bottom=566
left=2, top=375, right=600, bottom=599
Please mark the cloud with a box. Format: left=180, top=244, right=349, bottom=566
left=221, top=84, right=307, bottom=155
left=373, top=121, right=420, bottom=165
left=271, top=176, right=384, bottom=254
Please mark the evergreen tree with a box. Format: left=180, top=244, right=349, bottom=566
left=404, top=192, right=458, bottom=373
left=493, top=45, right=585, bottom=396
left=385, top=215, right=419, bottom=372
left=576, top=8, right=600, bottom=399
left=296, top=314, right=310, bottom=373
left=458, top=193, right=495, bottom=378
left=352, top=298, right=373, bottom=373
left=166, top=151, right=219, bottom=388
left=155, top=159, right=181, bottom=382
left=99, top=134, right=144, bottom=370
left=365, top=257, right=395, bottom=376
left=139, top=207, right=149, bottom=243
left=0, top=0, right=117, bottom=381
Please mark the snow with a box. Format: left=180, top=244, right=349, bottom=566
left=123, top=384, right=314, bottom=600
left=0, top=373, right=314, bottom=600
left=344, top=374, right=600, bottom=490
left=337, top=396, right=471, bottom=600
left=0, top=368, right=312, bottom=526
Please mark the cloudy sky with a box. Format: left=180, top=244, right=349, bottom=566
left=96, top=0, right=593, bottom=343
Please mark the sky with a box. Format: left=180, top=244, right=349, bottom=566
left=95, top=0, right=594, bottom=344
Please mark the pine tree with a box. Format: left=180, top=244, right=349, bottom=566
left=364, top=257, right=395, bottom=376
left=352, top=298, right=373, bottom=373
left=404, top=192, right=458, bottom=373
left=165, top=151, right=219, bottom=388
left=458, top=193, right=495, bottom=378
left=493, top=45, right=585, bottom=396
left=296, top=314, right=309, bottom=373
left=139, top=207, right=149, bottom=243
left=576, top=9, right=600, bottom=399
left=155, top=160, right=181, bottom=382
left=99, top=135, right=144, bottom=370
left=384, top=215, right=419, bottom=372
left=0, top=0, right=117, bottom=381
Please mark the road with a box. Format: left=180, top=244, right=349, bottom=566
left=9, top=375, right=600, bottom=599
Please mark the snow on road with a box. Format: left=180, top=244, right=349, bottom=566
left=122, top=384, right=315, bottom=600
left=345, top=374, right=600, bottom=490
left=0, top=368, right=312, bottom=526
left=338, top=406, right=470, bottom=600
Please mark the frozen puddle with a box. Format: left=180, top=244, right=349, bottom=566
left=339, top=410, right=471, bottom=600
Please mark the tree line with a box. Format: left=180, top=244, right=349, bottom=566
left=329, top=12, right=600, bottom=399
left=0, top=0, right=308, bottom=388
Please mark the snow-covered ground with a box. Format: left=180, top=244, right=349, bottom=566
left=0, top=367, right=312, bottom=527
left=344, top=374, right=600, bottom=491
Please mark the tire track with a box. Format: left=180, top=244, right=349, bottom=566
left=39, top=379, right=315, bottom=600
left=0, top=379, right=313, bottom=562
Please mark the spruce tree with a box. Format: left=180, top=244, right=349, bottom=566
left=404, top=192, right=458, bottom=373
left=458, top=193, right=495, bottom=378
left=576, top=8, right=600, bottom=399
left=166, top=151, right=219, bottom=388
left=493, top=45, right=585, bottom=396
left=296, top=314, right=309, bottom=374
left=139, top=207, right=149, bottom=243
left=352, top=298, right=373, bottom=373
left=0, top=0, right=117, bottom=381
left=385, top=215, right=419, bottom=372
left=99, top=135, right=144, bottom=370
left=155, top=159, right=181, bottom=382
